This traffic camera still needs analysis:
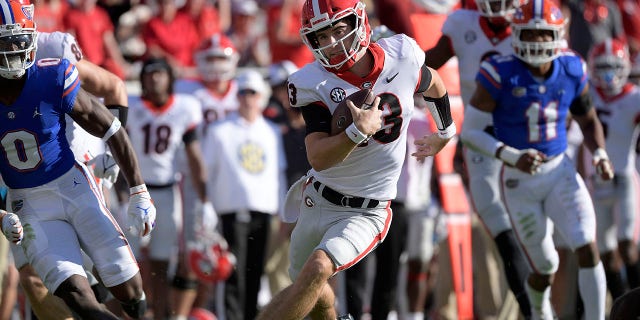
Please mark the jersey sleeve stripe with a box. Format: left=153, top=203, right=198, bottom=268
left=478, top=68, right=501, bottom=89
left=63, top=66, right=80, bottom=96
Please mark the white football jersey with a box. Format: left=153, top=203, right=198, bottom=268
left=441, top=9, right=513, bottom=105
left=175, top=79, right=240, bottom=131
left=590, top=84, right=640, bottom=174
left=288, top=34, right=425, bottom=200
left=36, top=31, right=105, bottom=163
left=127, top=94, right=203, bottom=184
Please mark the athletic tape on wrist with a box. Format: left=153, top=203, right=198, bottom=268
left=129, top=184, right=148, bottom=195
left=102, top=118, right=122, bottom=142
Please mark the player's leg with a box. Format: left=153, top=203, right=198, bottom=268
left=344, top=251, right=367, bottom=319
left=144, top=185, right=182, bottom=319
left=257, top=249, right=336, bottom=320
left=615, top=174, right=640, bottom=289
left=501, top=166, right=558, bottom=319
left=65, top=164, right=147, bottom=319
left=405, top=204, right=438, bottom=320
left=370, top=201, right=408, bottom=319
left=172, top=177, right=202, bottom=318
left=258, top=184, right=391, bottom=320
left=547, top=161, right=606, bottom=320
left=593, top=176, right=628, bottom=298
left=17, top=264, right=74, bottom=320
left=243, top=211, right=271, bottom=320
left=463, top=147, right=531, bottom=318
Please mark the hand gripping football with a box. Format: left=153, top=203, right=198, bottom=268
left=331, top=88, right=377, bottom=135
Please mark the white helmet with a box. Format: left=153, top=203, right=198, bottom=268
left=194, top=33, right=240, bottom=82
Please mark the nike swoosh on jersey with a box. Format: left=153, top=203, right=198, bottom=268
left=386, top=72, right=399, bottom=83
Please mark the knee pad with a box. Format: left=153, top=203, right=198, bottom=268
left=172, top=275, right=198, bottom=290
left=121, top=292, right=147, bottom=319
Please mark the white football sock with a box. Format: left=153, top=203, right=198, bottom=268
left=407, top=312, right=424, bottom=320
left=578, top=261, right=606, bottom=320
left=525, top=281, right=553, bottom=319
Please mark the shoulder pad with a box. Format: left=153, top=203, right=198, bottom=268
left=562, top=53, right=585, bottom=78
left=377, top=34, right=418, bottom=60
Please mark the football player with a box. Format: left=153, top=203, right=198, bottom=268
left=126, top=57, right=212, bottom=319
left=172, top=33, right=240, bottom=316
left=424, top=0, right=532, bottom=317
left=458, top=0, right=613, bottom=318
left=587, top=38, right=640, bottom=298
left=9, top=29, right=131, bottom=320
left=256, top=0, right=456, bottom=319
left=0, top=0, right=155, bottom=318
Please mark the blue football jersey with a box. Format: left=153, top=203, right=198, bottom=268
left=0, top=58, right=80, bottom=188
left=476, top=52, right=588, bottom=157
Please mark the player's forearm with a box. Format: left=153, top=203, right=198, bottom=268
left=305, top=133, right=358, bottom=171
left=106, top=129, right=145, bottom=188
left=460, top=106, right=501, bottom=157
left=576, top=112, right=607, bottom=154
left=187, top=152, right=208, bottom=202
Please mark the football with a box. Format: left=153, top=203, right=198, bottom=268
left=330, top=88, right=377, bottom=135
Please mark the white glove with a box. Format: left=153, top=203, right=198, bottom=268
left=127, top=185, right=156, bottom=237
left=1, top=211, right=23, bottom=245
left=195, top=200, right=218, bottom=235
left=592, top=148, right=614, bottom=180
left=86, top=152, right=120, bottom=185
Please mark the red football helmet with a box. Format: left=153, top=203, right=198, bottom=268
left=476, top=0, right=521, bottom=23
left=511, top=0, right=566, bottom=66
left=188, top=307, right=217, bottom=320
left=188, top=232, right=235, bottom=284
left=0, top=0, right=36, bottom=79
left=588, top=38, right=631, bottom=96
left=300, top=0, right=371, bottom=71
left=194, top=33, right=240, bottom=82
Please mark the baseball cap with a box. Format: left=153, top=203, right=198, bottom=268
left=232, top=0, right=259, bottom=15
left=236, top=69, right=269, bottom=96
left=268, top=60, right=298, bottom=87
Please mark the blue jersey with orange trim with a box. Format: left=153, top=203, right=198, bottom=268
left=0, top=58, right=80, bottom=188
left=476, top=52, right=588, bottom=157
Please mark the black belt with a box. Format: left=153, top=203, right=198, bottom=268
left=313, top=181, right=380, bottom=208
left=146, top=182, right=175, bottom=189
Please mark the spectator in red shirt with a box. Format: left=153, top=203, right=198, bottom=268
left=34, top=0, right=68, bottom=33
left=142, top=0, right=201, bottom=78
left=64, top=0, right=129, bottom=78
left=179, top=0, right=230, bottom=40
left=266, top=0, right=313, bottom=68
left=616, top=0, right=640, bottom=56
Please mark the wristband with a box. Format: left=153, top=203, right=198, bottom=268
left=130, top=184, right=148, bottom=195
left=593, top=148, right=609, bottom=162
left=102, top=118, right=122, bottom=142
left=345, top=123, right=369, bottom=144
left=496, top=145, right=521, bottom=166
left=437, top=122, right=457, bottom=139
left=592, top=148, right=609, bottom=162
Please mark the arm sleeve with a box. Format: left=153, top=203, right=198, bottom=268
left=460, top=105, right=503, bottom=157
left=301, top=103, right=332, bottom=135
